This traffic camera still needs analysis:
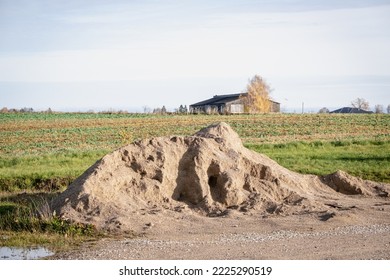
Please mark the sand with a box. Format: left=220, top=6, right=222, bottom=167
left=51, top=122, right=390, bottom=259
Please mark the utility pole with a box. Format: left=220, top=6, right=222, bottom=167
left=302, top=102, right=304, bottom=114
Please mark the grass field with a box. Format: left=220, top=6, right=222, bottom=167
left=1, top=113, right=389, bottom=156
left=247, top=140, right=390, bottom=182
left=0, top=112, right=389, bottom=248
left=1, top=112, right=389, bottom=191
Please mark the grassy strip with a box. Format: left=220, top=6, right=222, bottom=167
left=0, top=193, right=100, bottom=250
left=0, top=194, right=96, bottom=234
left=0, top=150, right=107, bottom=191
left=0, top=230, right=97, bottom=252
left=0, top=177, right=74, bottom=192
left=246, top=140, right=390, bottom=183
left=0, top=202, right=95, bottom=235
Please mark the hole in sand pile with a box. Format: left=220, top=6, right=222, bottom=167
left=208, top=176, right=218, bottom=189
left=207, top=162, right=225, bottom=204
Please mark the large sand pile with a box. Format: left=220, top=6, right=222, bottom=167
left=52, top=122, right=389, bottom=232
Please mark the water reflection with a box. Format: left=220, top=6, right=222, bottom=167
left=0, top=247, right=54, bottom=260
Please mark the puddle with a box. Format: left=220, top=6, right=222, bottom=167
left=0, top=247, right=54, bottom=260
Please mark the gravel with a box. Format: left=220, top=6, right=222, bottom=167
left=54, top=223, right=390, bottom=260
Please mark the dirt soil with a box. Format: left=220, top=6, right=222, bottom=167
left=51, top=122, right=390, bottom=259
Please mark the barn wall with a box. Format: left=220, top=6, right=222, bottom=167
left=271, top=102, right=280, bottom=113
left=226, top=100, right=244, bottom=114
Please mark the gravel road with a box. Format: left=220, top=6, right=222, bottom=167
left=54, top=222, right=390, bottom=260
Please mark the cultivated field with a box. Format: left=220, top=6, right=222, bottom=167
left=1, top=113, right=389, bottom=156
left=1, top=113, right=389, bottom=192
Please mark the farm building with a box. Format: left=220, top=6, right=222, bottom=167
left=189, top=93, right=280, bottom=114
left=330, top=107, right=373, bottom=114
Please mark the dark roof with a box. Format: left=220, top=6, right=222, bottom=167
left=330, top=107, right=373, bottom=114
left=190, top=93, right=279, bottom=107
left=190, top=93, right=242, bottom=107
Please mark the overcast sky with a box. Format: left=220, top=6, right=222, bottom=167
left=1, top=0, right=389, bottom=112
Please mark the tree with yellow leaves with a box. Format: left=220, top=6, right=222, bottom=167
left=240, top=75, right=271, bottom=113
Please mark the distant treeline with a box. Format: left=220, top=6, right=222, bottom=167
left=0, top=105, right=190, bottom=115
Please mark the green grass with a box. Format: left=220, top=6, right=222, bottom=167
left=0, top=150, right=107, bottom=191
left=0, top=193, right=96, bottom=234
left=0, top=113, right=389, bottom=190
left=1, top=140, right=388, bottom=192
left=246, top=140, right=390, bottom=183
left=1, top=113, right=389, bottom=157
left=0, top=193, right=100, bottom=250
left=0, top=230, right=97, bottom=251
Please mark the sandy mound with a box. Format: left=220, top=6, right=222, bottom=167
left=52, top=122, right=390, bottom=232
